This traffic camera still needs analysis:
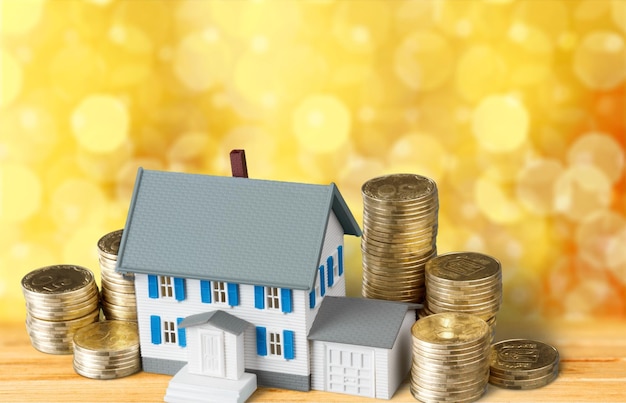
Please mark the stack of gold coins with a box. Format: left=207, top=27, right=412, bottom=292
left=410, top=312, right=491, bottom=403
left=489, top=339, right=560, bottom=390
left=97, top=229, right=137, bottom=321
left=73, top=320, right=141, bottom=379
left=21, top=265, right=100, bottom=354
left=422, top=252, right=502, bottom=340
left=361, top=174, right=438, bottom=303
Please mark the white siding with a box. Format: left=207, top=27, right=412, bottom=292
left=135, top=275, right=310, bottom=377
left=224, top=331, right=238, bottom=380
left=384, top=310, right=415, bottom=399
left=374, top=348, right=390, bottom=399
left=305, top=211, right=347, bottom=334
left=310, top=339, right=325, bottom=391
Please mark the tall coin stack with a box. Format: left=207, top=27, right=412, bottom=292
left=421, top=252, right=502, bottom=340
left=410, top=312, right=491, bottom=403
left=21, top=265, right=100, bottom=354
left=361, top=174, right=438, bottom=303
left=489, top=339, right=560, bottom=390
left=98, top=229, right=137, bottom=321
left=73, top=320, right=141, bottom=379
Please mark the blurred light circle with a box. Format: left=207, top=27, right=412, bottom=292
left=567, top=132, right=624, bottom=184
left=455, top=45, right=506, bottom=102
left=385, top=132, right=447, bottom=182
left=0, top=49, right=23, bottom=108
left=293, top=94, right=351, bottom=153
left=0, top=163, right=42, bottom=223
left=0, top=0, right=45, bottom=36
left=474, top=174, right=523, bottom=224
left=71, top=94, right=129, bottom=153
left=516, top=158, right=564, bottom=216
left=50, top=178, right=107, bottom=228
left=611, top=0, right=626, bottom=33
left=576, top=209, right=626, bottom=270
left=394, top=30, right=454, bottom=91
left=574, top=30, right=626, bottom=90
left=472, top=95, right=529, bottom=152
left=173, top=31, right=232, bottom=92
left=553, top=165, right=612, bottom=221
left=332, top=1, right=390, bottom=53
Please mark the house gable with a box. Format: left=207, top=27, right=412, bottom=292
left=116, top=168, right=361, bottom=291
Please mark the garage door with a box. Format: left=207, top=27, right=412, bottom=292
left=326, top=345, right=375, bottom=398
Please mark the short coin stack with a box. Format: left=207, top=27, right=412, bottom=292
left=21, top=265, right=100, bottom=354
left=98, top=229, right=137, bottom=321
left=73, top=320, right=141, bottom=379
left=361, top=174, right=438, bottom=303
left=489, top=339, right=560, bottom=390
left=422, top=252, right=502, bottom=340
left=410, top=312, right=491, bottom=403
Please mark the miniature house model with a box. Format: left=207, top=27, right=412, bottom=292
left=116, top=152, right=416, bottom=402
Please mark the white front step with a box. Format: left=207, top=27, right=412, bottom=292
left=164, top=365, right=257, bottom=403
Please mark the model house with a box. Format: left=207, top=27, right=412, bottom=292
left=116, top=154, right=416, bottom=401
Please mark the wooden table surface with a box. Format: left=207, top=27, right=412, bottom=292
left=1, top=319, right=625, bottom=402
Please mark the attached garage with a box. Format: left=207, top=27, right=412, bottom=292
left=326, top=344, right=375, bottom=397
left=308, top=297, right=417, bottom=400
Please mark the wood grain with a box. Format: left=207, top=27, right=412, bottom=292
left=1, top=320, right=625, bottom=402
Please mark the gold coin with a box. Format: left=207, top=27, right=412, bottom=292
left=425, top=251, right=501, bottom=283
left=97, top=229, right=123, bottom=259
left=411, top=312, right=489, bottom=347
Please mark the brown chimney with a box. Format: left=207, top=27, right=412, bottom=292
left=230, top=149, right=248, bottom=178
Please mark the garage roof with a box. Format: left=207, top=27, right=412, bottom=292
left=308, top=296, right=420, bottom=349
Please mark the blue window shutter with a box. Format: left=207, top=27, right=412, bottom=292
left=174, top=278, right=186, bottom=301
left=281, top=288, right=292, bottom=313
left=338, top=245, right=344, bottom=276
left=284, top=330, right=295, bottom=360
left=319, top=266, right=326, bottom=296
left=254, top=286, right=265, bottom=309
left=150, top=315, right=161, bottom=344
left=309, top=291, right=315, bottom=309
left=176, top=318, right=186, bottom=347
left=227, top=283, right=239, bottom=306
left=256, top=327, right=267, bottom=356
left=200, top=280, right=211, bottom=303
left=327, top=256, right=334, bottom=288
left=148, top=275, right=158, bottom=298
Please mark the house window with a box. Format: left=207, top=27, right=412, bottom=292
left=266, top=287, right=280, bottom=310
left=333, top=250, right=339, bottom=278
left=160, top=276, right=174, bottom=298
left=212, top=281, right=227, bottom=303
left=256, top=327, right=295, bottom=359
left=269, top=332, right=282, bottom=356
left=254, top=286, right=292, bottom=313
left=163, top=321, right=177, bottom=344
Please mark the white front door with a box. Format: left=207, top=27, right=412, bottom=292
left=200, top=329, right=225, bottom=377
left=326, top=345, right=375, bottom=398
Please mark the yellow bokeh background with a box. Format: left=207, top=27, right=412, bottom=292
left=1, top=0, right=625, bottom=323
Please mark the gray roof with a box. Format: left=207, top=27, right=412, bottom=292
left=116, top=168, right=361, bottom=290
left=308, top=297, right=418, bottom=349
left=179, top=310, right=251, bottom=335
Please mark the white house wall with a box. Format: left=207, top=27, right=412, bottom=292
left=309, top=339, right=325, bottom=391
left=305, top=211, right=347, bottom=334
left=224, top=331, right=239, bottom=380
left=384, top=310, right=415, bottom=399
left=374, top=347, right=390, bottom=399
left=135, top=275, right=311, bottom=377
